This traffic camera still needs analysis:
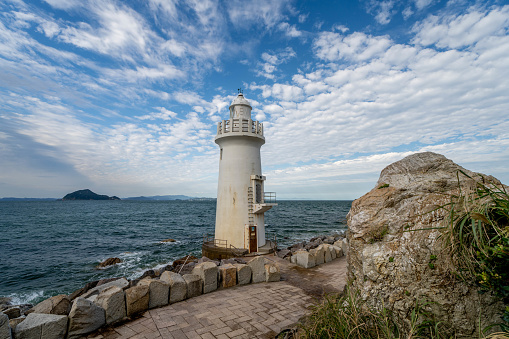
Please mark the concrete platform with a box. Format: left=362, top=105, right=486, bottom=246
left=86, top=255, right=348, bottom=339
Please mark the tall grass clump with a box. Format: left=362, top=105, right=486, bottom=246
left=442, top=171, right=509, bottom=332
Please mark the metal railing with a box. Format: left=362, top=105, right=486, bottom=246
left=263, top=192, right=276, bottom=204
left=217, top=119, right=263, bottom=136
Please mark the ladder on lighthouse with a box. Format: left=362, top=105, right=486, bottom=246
left=247, top=187, right=255, bottom=225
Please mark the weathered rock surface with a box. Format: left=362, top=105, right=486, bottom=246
left=29, top=295, right=70, bottom=316
left=9, top=317, right=24, bottom=332
left=125, top=285, right=149, bottom=317
left=2, top=307, right=20, bottom=320
left=182, top=274, right=203, bottom=298
left=218, top=264, right=237, bottom=288
left=0, top=313, right=11, bottom=339
left=94, top=286, right=126, bottom=325
left=192, top=262, right=218, bottom=294
left=138, top=279, right=170, bottom=309
left=96, top=257, right=122, bottom=268
left=347, top=152, right=505, bottom=336
left=81, top=278, right=129, bottom=300
left=160, top=271, right=187, bottom=304
left=14, top=313, right=67, bottom=339
left=294, top=250, right=315, bottom=268
left=264, top=263, right=280, bottom=282
left=247, top=256, right=267, bottom=283
left=234, top=264, right=251, bottom=285
left=67, top=298, right=105, bottom=339
left=309, top=245, right=325, bottom=265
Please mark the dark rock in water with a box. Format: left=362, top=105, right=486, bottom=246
left=161, top=238, right=176, bottom=242
left=172, top=255, right=198, bottom=268
left=97, top=257, right=122, bottom=268
left=62, top=189, right=120, bottom=201
left=305, top=239, right=322, bottom=250
left=158, top=265, right=173, bottom=275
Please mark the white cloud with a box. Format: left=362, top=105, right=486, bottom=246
left=314, top=31, right=392, bottom=62
left=227, top=0, right=292, bottom=29
left=412, top=5, right=509, bottom=49
left=366, top=0, right=396, bottom=25
left=256, top=47, right=296, bottom=79
left=278, top=22, right=302, bottom=38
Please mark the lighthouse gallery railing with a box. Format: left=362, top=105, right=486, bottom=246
left=217, top=118, right=263, bottom=136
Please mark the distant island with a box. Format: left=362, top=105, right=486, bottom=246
left=124, top=195, right=213, bottom=201
left=62, top=189, right=120, bottom=201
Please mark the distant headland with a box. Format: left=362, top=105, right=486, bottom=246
left=61, top=189, right=120, bottom=201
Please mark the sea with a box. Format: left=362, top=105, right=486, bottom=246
left=0, top=200, right=351, bottom=305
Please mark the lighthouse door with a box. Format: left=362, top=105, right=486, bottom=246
left=249, top=226, right=257, bottom=253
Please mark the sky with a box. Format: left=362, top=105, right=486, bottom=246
left=0, top=0, right=508, bottom=200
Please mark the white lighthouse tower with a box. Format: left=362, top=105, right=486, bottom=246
left=208, top=91, right=276, bottom=257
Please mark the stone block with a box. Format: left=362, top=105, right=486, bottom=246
left=0, top=313, right=11, bottom=339
left=310, top=245, right=325, bottom=265
left=67, top=298, right=105, bottom=339
left=295, top=250, right=316, bottom=268
left=81, top=278, right=129, bottom=300
left=290, top=255, right=297, bottom=264
left=323, top=244, right=333, bottom=263
left=3, top=307, right=20, bottom=320
left=14, top=313, right=67, bottom=339
left=332, top=245, right=343, bottom=258
left=138, top=279, right=170, bottom=309
left=9, top=317, right=24, bottom=332
left=192, top=262, right=218, bottom=294
left=160, top=271, right=187, bottom=304
left=341, top=238, right=349, bottom=256
left=264, top=263, right=280, bottom=282
left=329, top=244, right=337, bottom=260
left=30, top=295, right=70, bottom=316
left=233, top=264, right=251, bottom=285
left=125, top=285, right=149, bottom=317
left=247, top=256, right=267, bottom=283
left=218, top=264, right=237, bottom=288
left=182, top=274, right=203, bottom=298
left=94, top=286, right=126, bottom=325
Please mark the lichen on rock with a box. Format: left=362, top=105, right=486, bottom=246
left=347, top=152, right=505, bottom=336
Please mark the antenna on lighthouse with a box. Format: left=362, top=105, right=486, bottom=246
left=238, top=88, right=243, bottom=94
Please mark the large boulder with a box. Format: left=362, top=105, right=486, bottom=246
left=192, top=262, right=218, bottom=294
left=309, top=245, right=325, bottom=265
left=234, top=264, right=251, bottom=285
left=347, top=152, right=505, bottom=336
left=94, top=286, right=126, bottom=325
left=138, top=279, right=170, bottom=309
left=182, top=274, right=202, bottom=298
left=294, top=250, right=316, bottom=268
left=218, top=264, right=237, bottom=288
left=264, top=263, right=280, bottom=282
left=14, top=313, right=67, bottom=339
left=0, top=313, right=11, bottom=339
left=125, top=285, right=149, bottom=317
left=247, top=256, right=267, bottom=283
left=160, top=271, right=187, bottom=304
left=81, top=278, right=129, bottom=301
left=29, top=295, right=70, bottom=316
left=67, top=298, right=105, bottom=339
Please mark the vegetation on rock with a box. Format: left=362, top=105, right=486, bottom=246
left=62, top=189, right=120, bottom=200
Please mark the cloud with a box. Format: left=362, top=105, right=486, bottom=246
left=412, top=5, right=509, bottom=49
left=227, top=0, right=293, bottom=30
left=278, top=22, right=302, bottom=38
left=314, top=31, right=392, bottom=62
left=365, top=0, right=396, bottom=25
left=255, top=47, right=296, bottom=79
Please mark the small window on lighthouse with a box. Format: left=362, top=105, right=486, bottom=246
left=220, top=148, right=223, bottom=160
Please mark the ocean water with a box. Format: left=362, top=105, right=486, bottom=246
left=0, top=200, right=350, bottom=305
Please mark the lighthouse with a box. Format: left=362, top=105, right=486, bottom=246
left=204, top=91, right=276, bottom=258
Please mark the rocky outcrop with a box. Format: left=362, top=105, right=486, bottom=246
left=96, top=257, right=122, bottom=268
left=61, top=189, right=120, bottom=201
left=347, top=152, right=505, bottom=336
left=67, top=298, right=105, bottom=339
left=14, top=313, right=67, bottom=339
left=28, top=295, right=70, bottom=316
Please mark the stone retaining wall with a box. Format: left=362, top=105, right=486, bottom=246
left=1, top=256, right=280, bottom=339
left=287, top=239, right=348, bottom=269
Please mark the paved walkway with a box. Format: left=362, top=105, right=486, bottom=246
left=87, top=256, right=348, bottom=339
